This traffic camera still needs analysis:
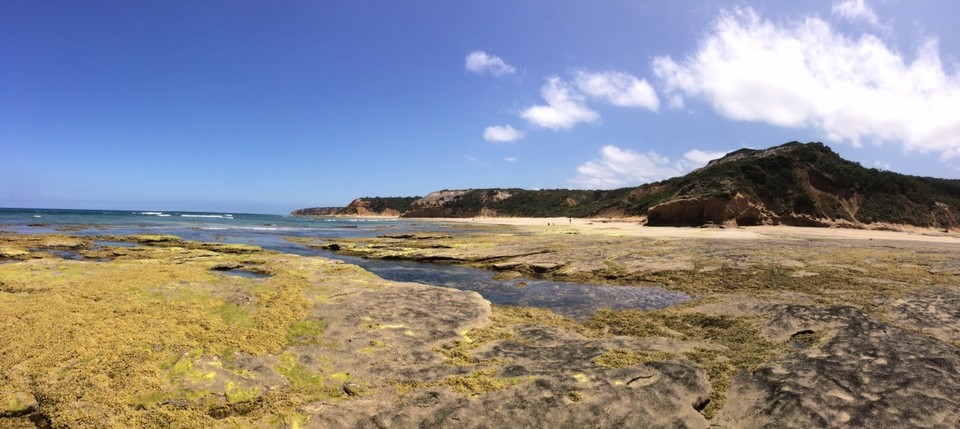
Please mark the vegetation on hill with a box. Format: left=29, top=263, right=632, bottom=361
left=294, top=142, right=960, bottom=229
left=403, top=188, right=638, bottom=218
left=291, top=207, right=340, bottom=216
left=292, top=197, right=420, bottom=217
left=650, top=142, right=960, bottom=227
left=353, top=196, right=420, bottom=214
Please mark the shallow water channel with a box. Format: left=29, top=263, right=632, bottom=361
left=304, top=249, right=691, bottom=321
left=5, top=221, right=692, bottom=320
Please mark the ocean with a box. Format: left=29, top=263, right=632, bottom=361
left=0, top=207, right=689, bottom=319
left=0, top=207, right=449, bottom=253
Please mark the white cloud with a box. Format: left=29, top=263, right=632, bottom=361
left=483, top=125, right=524, bottom=143
left=832, top=0, right=880, bottom=27
left=667, top=94, right=684, bottom=110
left=465, top=51, right=516, bottom=77
left=574, top=71, right=660, bottom=111
left=570, top=145, right=726, bottom=189
left=571, top=146, right=678, bottom=188
left=465, top=155, right=491, bottom=167
left=504, top=156, right=518, bottom=163
left=683, top=149, right=726, bottom=165
left=521, top=77, right=599, bottom=130
left=653, top=8, right=960, bottom=160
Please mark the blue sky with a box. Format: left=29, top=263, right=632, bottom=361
left=3, top=1, right=960, bottom=213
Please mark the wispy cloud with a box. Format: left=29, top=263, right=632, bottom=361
left=520, top=77, right=599, bottom=131
left=483, top=125, right=524, bottom=143
left=504, top=156, right=518, bottom=163
left=832, top=0, right=880, bottom=27
left=465, top=155, right=491, bottom=167
left=570, top=146, right=726, bottom=189
left=465, top=51, right=516, bottom=77
left=574, top=71, right=659, bottom=111
left=653, top=7, right=960, bottom=159
left=682, top=149, right=726, bottom=165
left=520, top=71, right=660, bottom=131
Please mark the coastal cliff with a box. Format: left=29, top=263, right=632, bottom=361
left=294, top=142, right=960, bottom=229
left=292, top=197, right=420, bottom=217
left=641, top=142, right=960, bottom=228
left=290, top=207, right=341, bottom=216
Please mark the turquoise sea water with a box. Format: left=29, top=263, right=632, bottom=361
left=0, top=207, right=690, bottom=319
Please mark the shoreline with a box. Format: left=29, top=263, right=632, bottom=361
left=293, top=212, right=960, bottom=244
left=407, top=216, right=960, bottom=244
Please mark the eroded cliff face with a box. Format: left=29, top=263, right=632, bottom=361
left=646, top=194, right=769, bottom=227
left=292, top=197, right=419, bottom=218
left=338, top=199, right=402, bottom=217
left=402, top=190, right=476, bottom=218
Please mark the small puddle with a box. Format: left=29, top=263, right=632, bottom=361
left=34, top=249, right=84, bottom=261
left=213, top=268, right=271, bottom=279
left=93, top=240, right=139, bottom=248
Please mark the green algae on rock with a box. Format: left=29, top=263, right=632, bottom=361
left=302, top=224, right=960, bottom=425
left=3, top=226, right=960, bottom=427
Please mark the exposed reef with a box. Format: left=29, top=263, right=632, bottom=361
left=3, top=225, right=960, bottom=427
left=302, top=225, right=960, bottom=427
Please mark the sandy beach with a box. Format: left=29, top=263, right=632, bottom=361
left=414, top=216, right=960, bottom=243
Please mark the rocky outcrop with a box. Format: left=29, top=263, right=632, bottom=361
left=292, top=197, right=420, bottom=218
left=317, top=228, right=960, bottom=427
left=338, top=198, right=400, bottom=217
left=290, top=207, right=342, bottom=216
left=646, top=194, right=769, bottom=227
left=717, top=303, right=960, bottom=428
left=402, top=190, right=474, bottom=217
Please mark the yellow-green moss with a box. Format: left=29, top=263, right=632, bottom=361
left=268, top=412, right=310, bottom=429
left=169, top=350, right=216, bottom=383
left=0, top=234, right=319, bottom=427
left=592, top=349, right=676, bottom=368
left=225, top=382, right=261, bottom=404
left=286, top=319, right=325, bottom=345
left=396, top=369, right=530, bottom=397
left=275, top=352, right=325, bottom=394
left=131, top=234, right=182, bottom=243
left=328, top=372, right=351, bottom=383
left=588, top=309, right=786, bottom=419
left=437, top=305, right=592, bottom=368
left=209, top=301, right=254, bottom=328
left=360, top=340, right=390, bottom=355
left=442, top=370, right=523, bottom=395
